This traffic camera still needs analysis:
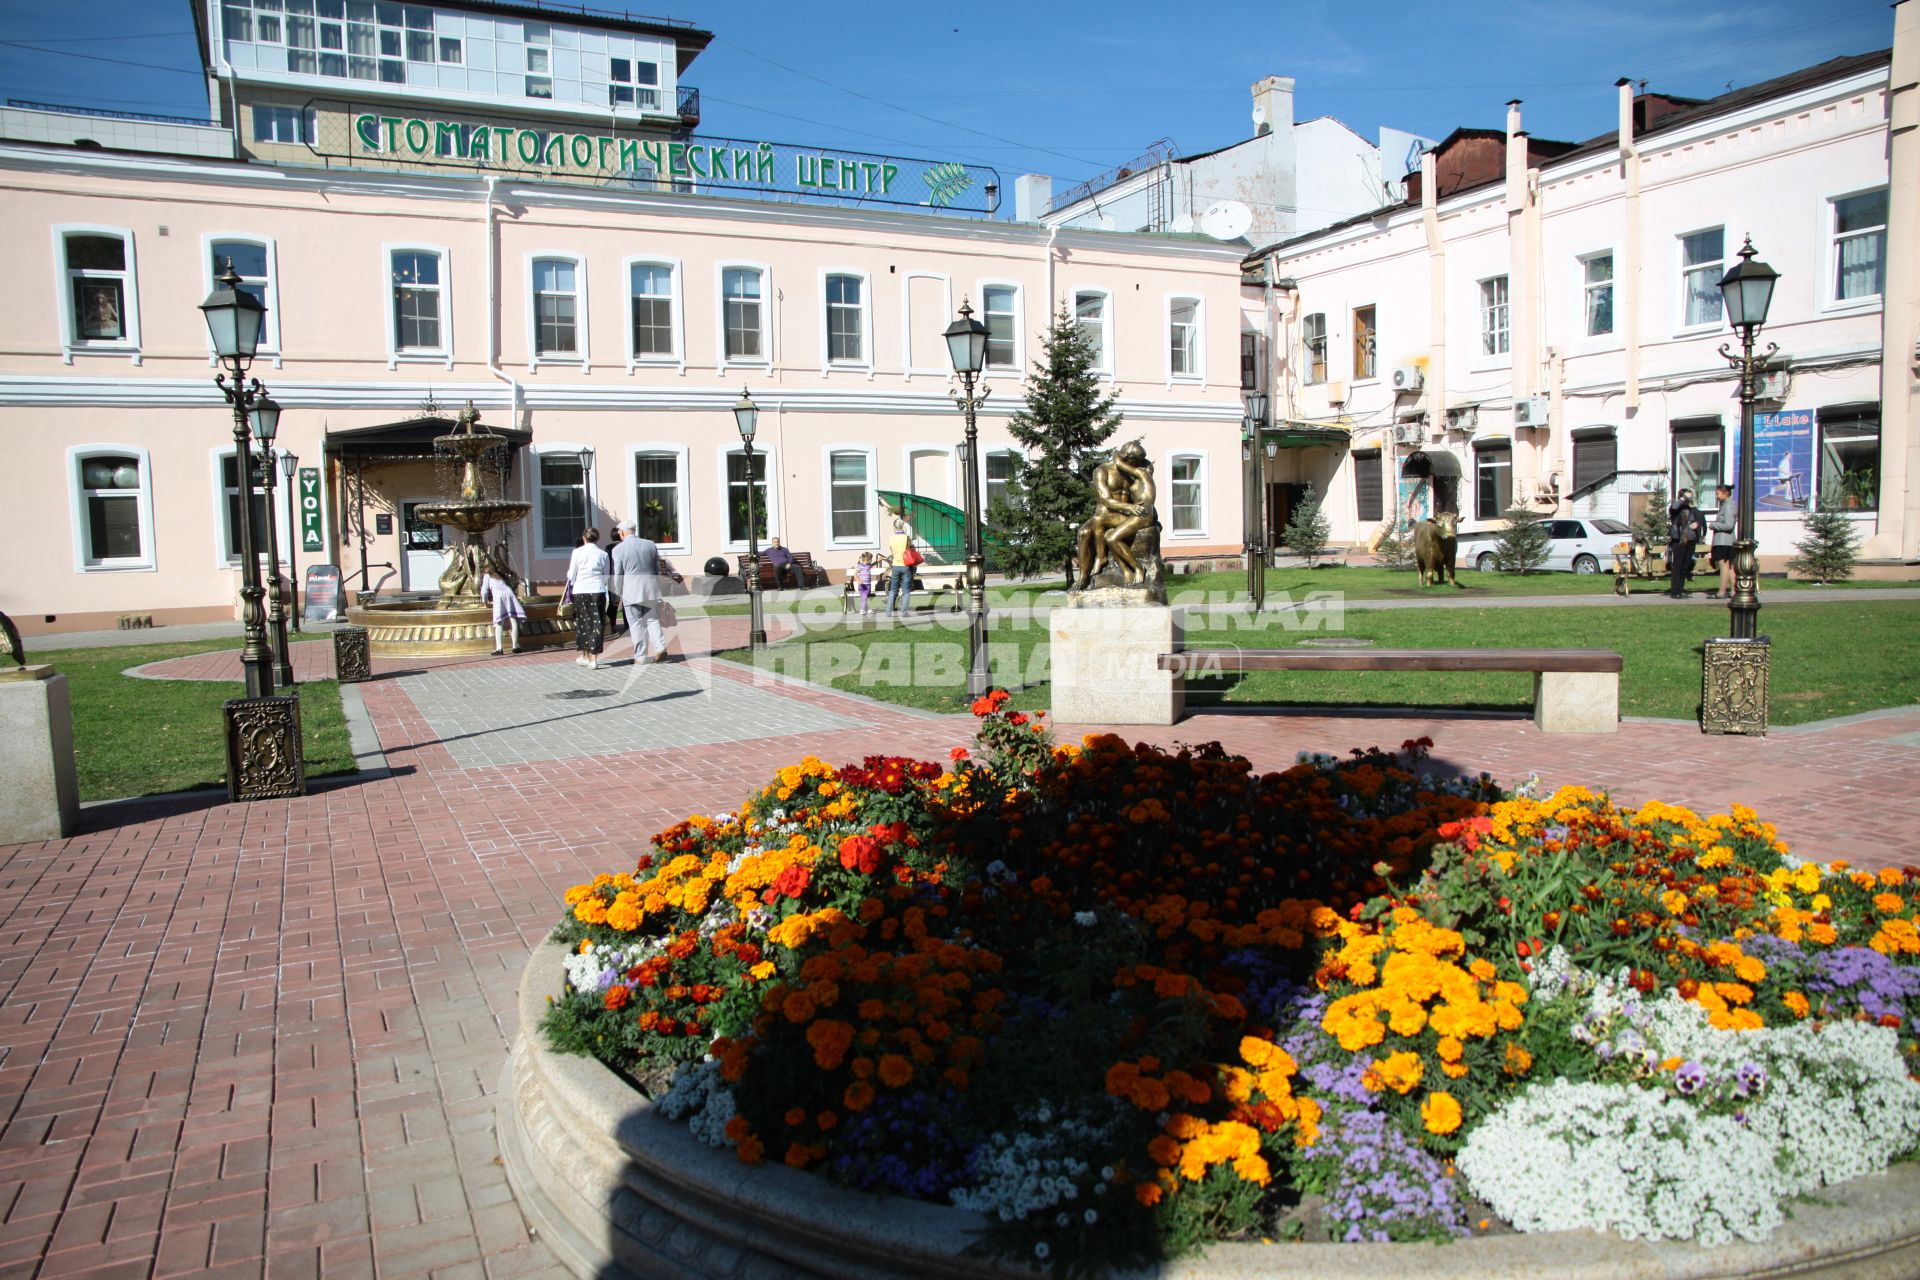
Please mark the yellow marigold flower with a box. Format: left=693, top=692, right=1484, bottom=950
left=604, top=896, right=641, bottom=932
left=1874, top=893, right=1906, bottom=915
left=1733, top=955, right=1767, bottom=984
left=1714, top=982, right=1754, bottom=1006
left=1783, top=991, right=1811, bottom=1018
left=563, top=884, right=593, bottom=906
left=748, top=960, right=776, bottom=981
left=1854, top=872, right=1881, bottom=891
left=1233, top=1153, right=1271, bottom=1186
left=1698, top=847, right=1733, bottom=870
left=1362, top=1050, right=1424, bottom=1095
left=1883, top=868, right=1907, bottom=887
left=1165, top=1112, right=1208, bottom=1140
left=1808, top=922, right=1839, bottom=946
left=1793, top=864, right=1822, bottom=894
left=1504, top=1043, right=1533, bottom=1076
left=1439, top=1059, right=1468, bottom=1079
left=1436, top=1036, right=1465, bottom=1063
left=1661, top=890, right=1689, bottom=917
left=1468, top=959, right=1496, bottom=982
left=573, top=898, right=608, bottom=925
left=1421, top=1092, right=1463, bottom=1135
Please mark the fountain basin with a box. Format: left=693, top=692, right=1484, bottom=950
left=345, top=595, right=575, bottom=657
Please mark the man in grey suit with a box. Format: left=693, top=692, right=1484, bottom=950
left=609, top=519, right=681, bottom=664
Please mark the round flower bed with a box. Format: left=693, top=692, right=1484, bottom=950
left=531, top=693, right=1920, bottom=1273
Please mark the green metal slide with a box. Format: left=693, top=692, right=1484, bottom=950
left=874, top=490, right=1005, bottom=571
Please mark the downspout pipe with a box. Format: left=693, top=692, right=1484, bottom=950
left=1420, top=152, right=1446, bottom=443
left=481, top=177, right=534, bottom=582
left=1044, top=223, right=1059, bottom=321
left=1618, top=79, right=1642, bottom=415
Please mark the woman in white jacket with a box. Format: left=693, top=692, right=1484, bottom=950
left=565, top=528, right=611, bottom=669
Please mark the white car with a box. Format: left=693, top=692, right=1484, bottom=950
left=1459, top=517, right=1635, bottom=575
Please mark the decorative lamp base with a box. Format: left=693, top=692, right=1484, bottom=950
left=333, top=627, right=373, bottom=684
left=224, top=695, right=307, bottom=802
left=1701, top=637, right=1770, bottom=736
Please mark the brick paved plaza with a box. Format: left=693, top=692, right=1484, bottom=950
left=4, top=625, right=1919, bottom=1279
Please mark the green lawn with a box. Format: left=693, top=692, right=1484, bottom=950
left=722, top=598, right=1920, bottom=727
left=32, top=637, right=355, bottom=802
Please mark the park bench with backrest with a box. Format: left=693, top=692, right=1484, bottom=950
left=736, top=551, right=828, bottom=590
left=1158, top=647, right=1622, bottom=734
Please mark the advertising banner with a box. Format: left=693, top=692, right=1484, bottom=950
left=298, top=467, right=324, bottom=553
left=303, top=564, right=341, bottom=622
left=1745, top=410, right=1814, bottom=511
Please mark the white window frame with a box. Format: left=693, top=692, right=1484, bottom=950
left=383, top=242, right=452, bottom=370
left=1476, top=275, right=1510, bottom=363
left=623, top=256, right=683, bottom=373
left=1824, top=185, right=1888, bottom=310
left=52, top=224, right=141, bottom=364
left=532, top=442, right=594, bottom=558
left=900, top=270, right=952, bottom=380
left=526, top=251, right=588, bottom=371
left=716, top=261, right=772, bottom=374
left=1675, top=225, right=1728, bottom=335
left=68, top=444, right=157, bottom=573
left=820, top=268, right=874, bottom=375
left=1072, top=287, right=1114, bottom=378
left=1166, top=451, right=1208, bottom=539
left=900, top=444, right=958, bottom=508
left=822, top=444, right=878, bottom=548
left=983, top=447, right=1019, bottom=520
left=626, top=442, right=690, bottom=555
left=1301, top=311, right=1327, bottom=385
left=250, top=103, right=316, bottom=145
left=206, top=444, right=291, bottom=570
left=719, top=444, right=780, bottom=550
left=202, top=233, right=282, bottom=368
left=1575, top=248, right=1617, bottom=345
left=978, top=280, right=1023, bottom=378
left=1166, top=293, right=1204, bottom=386
left=1348, top=302, right=1376, bottom=384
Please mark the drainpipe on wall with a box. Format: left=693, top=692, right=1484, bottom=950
left=1420, top=152, right=1447, bottom=443
left=1505, top=101, right=1535, bottom=405
left=1044, top=223, right=1059, bottom=322
left=480, top=177, right=535, bottom=581
left=1547, top=346, right=1567, bottom=513
left=1880, top=0, right=1918, bottom=560
left=1618, top=79, right=1642, bottom=415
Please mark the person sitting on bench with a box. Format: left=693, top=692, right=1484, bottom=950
left=764, top=537, right=802, bottom=589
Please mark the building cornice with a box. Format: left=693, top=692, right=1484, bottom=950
left=0, top=374, right=1245, bottom=422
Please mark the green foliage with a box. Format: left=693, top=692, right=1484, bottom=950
left=1492, top=505, right=1552, bottom=574
left=1788, top=488, right=1862, bottom=583
left=1638, top=481, right=1671, bottom=548
left=1372, top=517, right=1416, bottom=572
left=994, top=309, right=1124, bottom=582
left=1280, top=484, right=1332, bottom=566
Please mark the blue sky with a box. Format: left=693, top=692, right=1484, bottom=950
left=0, top=0, right=1896, bottom=191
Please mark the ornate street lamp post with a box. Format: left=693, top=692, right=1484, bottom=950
left=199, top=261, right=275, bottom=700
left=280, top=448, right=301, bottom=634
left=1701, top=237, right=1779, bottom=736
left=1718, top=237, right=1779, bottom=642
left=200, top=260, right=305, bottom=800
left=944, top=299, right=991, bottom=699
left=252, top=396, right=296, bottom=689
left=1244, top=390, right=1270, bottom=611
left=733, top=389, right=767, bottom=650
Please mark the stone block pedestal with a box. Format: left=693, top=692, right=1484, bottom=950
left=0, top=666, right=79, bottom=841
left=1049, top=605, right=1183, bottom=726
left=1534, top=670, right=1620, bottom=734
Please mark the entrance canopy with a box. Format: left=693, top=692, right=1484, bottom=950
left=1402, top=448, right=1463, bottom=479
left=324, top=415, right=531, bottom=464
left=1260, top=423, right=1349, bottom=449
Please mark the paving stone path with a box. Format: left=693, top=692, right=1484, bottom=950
left=4, top=617, right=1920, bottom=1279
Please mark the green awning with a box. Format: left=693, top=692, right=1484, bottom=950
left=875, top=490, right=1005, bottom=571
left=1260, top=424, right=1350, bottom=449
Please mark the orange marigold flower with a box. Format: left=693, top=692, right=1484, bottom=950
left=781, top=990, right=818, bottom=1023
left=1147, top=1135, right=1181, bottom=1166
left=1421, top=1091, right=1463, bottom=1135
left=736, top=1135, right=764, bottom=1165
left=1783, top=991, right=1811, bottom=1018
left=1874, top=892, right=1906, bottom=915
left=784, top=1107, right=806, bottom=1127
left=843, top=1080, right=876, bottom=1112
left=877, top=1054, right=914, bottom=1088
left=1135, top=1181, right=1163, bottom=1207
left=784, top=1142, right=812, bottom=1169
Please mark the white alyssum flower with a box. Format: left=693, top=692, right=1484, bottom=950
left=949, top=1101, right=1116, bottom=1223
left=655, top=1059, right=736, bottom=1148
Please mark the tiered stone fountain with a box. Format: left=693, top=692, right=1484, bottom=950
left=345, top=402, right=573, bottom=657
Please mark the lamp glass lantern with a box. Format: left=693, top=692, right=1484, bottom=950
left=944, top=303, right=988, bottom=376
left=198, top=266, right=267, bottom=365
left=1719, top=238, right=1778, bottom=336
left=279, top=449, right=298, bottom=480
left=732, top=389, right=759, bottom=445
left=249, top=392, right=282, bottom=445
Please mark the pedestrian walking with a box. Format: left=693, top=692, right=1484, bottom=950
left=479, top=568, right=525, bottom=655
left=884, top=519, right=914, bottom=616
left=609, top=518, right=682, bottom=664
left=565, top=527, right=611, bottom=669
left=853, top=551, right=875, bottom=616
left=1667, top=488, right=1698, bottom=598
left=1707, top=482, right=1737, bottom=598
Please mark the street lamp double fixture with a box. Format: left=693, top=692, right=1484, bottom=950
left=250, top=392, right=297, bottom=690
left=279, top=448, right=301, bottom=634
left=943, top=299, right=992, bottom=700
left=732, top=389, right=768, bottom=650
left=1243, top=390, right=1271, bottom=611
left=200, top=259, right=306, bottom=800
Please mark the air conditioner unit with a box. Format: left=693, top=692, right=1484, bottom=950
left=1391, top=366, right=1424, bottom=394
left=1512, top=397, right=1549, bottom=427
left=1394, top=422, right=1424, bottom=445
left=1445, top=406, right=1476, bottom=432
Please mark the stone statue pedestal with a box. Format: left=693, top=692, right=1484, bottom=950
left=0, top=665, right=79, bottom=841
left=1049, top=604, right=1183, bottom=726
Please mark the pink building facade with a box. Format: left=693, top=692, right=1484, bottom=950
left=0, top=91, right=1249, bottom=634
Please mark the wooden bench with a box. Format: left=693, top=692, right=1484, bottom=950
left=736, top=552, right=828, bottom=590
left=1158, top=647, right=1622, bottom=734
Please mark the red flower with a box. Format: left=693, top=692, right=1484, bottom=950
left=767, top=864, right=811, bottom=901
left=970, top=696, right=997, bottom=716
left=604, top=985, right=631, bottom=1011
left=838, top=836, right=883, bottom=875
left=950, top=747, right=968, bottom=761
left=1007, top=712, right=1028, bottom=727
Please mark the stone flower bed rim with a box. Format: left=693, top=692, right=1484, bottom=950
left=502, top=938, right=1920, bottom=1280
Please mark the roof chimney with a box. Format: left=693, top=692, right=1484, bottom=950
left=1251, top=76, right=1294, bottom=138
left=1506, top=99, right=1523, bottom=139
left=1014, top=173, right=1053, bottom=223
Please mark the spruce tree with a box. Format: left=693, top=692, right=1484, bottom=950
left=1492, top=504, right=1552, bottom=573
left=1637, top=480, right=1671, bottom=548
left=1281, top=484, right=1332, bottom=567
left=995, top=309, right=1124, bottom=582
left=1788, top=487, right=1862, bottom=583
left=1371, top=515, right=1416, bottom=571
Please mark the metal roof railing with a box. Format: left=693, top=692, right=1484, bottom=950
left=6, top=99, right=217, bottom=128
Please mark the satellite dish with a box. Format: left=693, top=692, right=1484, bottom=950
left=1200, top=200, right=1253, bottom=240
left=1089, top=211, right=1116, bottom=231
left=1168, top=213, right=1196, bottom=234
